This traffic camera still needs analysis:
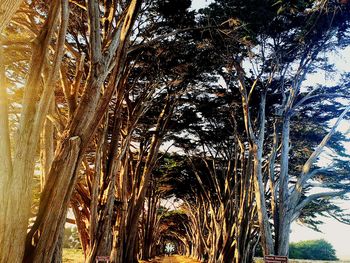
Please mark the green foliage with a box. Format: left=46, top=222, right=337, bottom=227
left=289, top=239, right=338, bottom=260
left=156, top=0, right=194, bottom=26
left=255, top=239, right=338, bottom=260
left=63, top=227, right=81, bottom=249
left=158, top=209, right=191, bottom=246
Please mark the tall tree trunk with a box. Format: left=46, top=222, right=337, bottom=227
left=86, top=113, right=125, bottom=263
left=277, top=116, right=291, bottom=256
left=0, top=43, right=13, bottom=263
left=51, top=230, right=64, bottom=263
left=24, top=136, right=82, bottom=263
left=40, top=100, right=55, bottom=190
left=252, top=94, right=274, bottom=255
left=41, top=99, right=63, bottom=263
left=0, top=1, right=64, bottom=261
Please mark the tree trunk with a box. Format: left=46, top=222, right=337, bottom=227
left=51, top=229, right=64, bottom=263
left=141, top=187, right=160, bottom=260
left=40, top=100, right=55, bottom=190
left=86, top=116, right=124, bottom=263
left=253, top=143, right=274, bottom=255
left=0, top=1, right=63, bottom=261
left=41, top=99, right=62, bottom=262
left=0, top=44, right=13, bottom=263
left=24, top=136, right=81, bottom=263
left=277, top=218, right=291, bottom=256
left=277, top=116, right=291, bottom=256
left=71, top=197, right=90, bottom=257
left=252, top=94, right=274, bottom=256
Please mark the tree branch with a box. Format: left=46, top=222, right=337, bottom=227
left=292, top=105, right=350, bottom=199
left=87, top=0, right=102, bottom=63
left=295, top=190, right=348, bottom=214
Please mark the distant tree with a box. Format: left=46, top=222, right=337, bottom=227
left=63, top=227, right=81, bottom=249
left=289, top=239, right=338, bottom=261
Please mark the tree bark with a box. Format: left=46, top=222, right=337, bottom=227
left=24, top=136, right=81, bottom=263
left=0, top=43, right=13, bottom=263
left=40, top=100, right=55, bottom=190
left=277, top=116, right=291, bottom=256
left=249, top=93, right=274, bottom=256
left=0, top=1, right=63, bottom=261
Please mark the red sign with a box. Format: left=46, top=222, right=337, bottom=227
left=264, top=255, right=288, bottom=263
left=96, top=256, right=110, bottom=262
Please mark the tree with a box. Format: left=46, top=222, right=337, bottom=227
left=1, top=0, right=142, bottom=262
left=138, top=0, right=350, bottom=260
left=198, top=0, right=350, bottom=256
left=1, top=1, right=350, bottom=262
left=168, top=84, right=261, bottom=263
left=289, top=239, right=338, bottom=260
left=62, top=1, right=197, bottom=260
left=25, top=1, right=142, bottom=261
left=1, top=1, right=68, bottom=261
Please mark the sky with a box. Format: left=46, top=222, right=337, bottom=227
left=191, top=0, right=214, bottom=10
left=291, top=214, right=350, bottom=260
left=190, top=0, right=350, bottom=260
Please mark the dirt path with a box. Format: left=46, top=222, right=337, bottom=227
left=140, top=255, right=200, bottom=263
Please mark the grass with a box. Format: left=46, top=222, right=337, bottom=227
left=254, top=258, right=350, bottom=263
left=63, top=248, right=84, bottom=263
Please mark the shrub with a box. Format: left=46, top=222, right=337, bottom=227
left=289, top=239, right=338, bottom=261
left=63, top=227, right=81, bottom=249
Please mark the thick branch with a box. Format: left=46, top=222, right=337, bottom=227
left=294, top=190, right=348, bottom=215
left=292, top=105, right=350, bottom=199
left=87, top=0, right=102, bottom=63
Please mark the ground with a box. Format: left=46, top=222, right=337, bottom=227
left=62, top=249, right=84, bottom=262
left=62, top=249, right=350, bottom=263
left=140, top=255, right=200, bottom=263
left=62, top=250, right=200, bottom=263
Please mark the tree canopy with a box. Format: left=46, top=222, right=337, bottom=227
left=0, top=1, right=350, bottom=263
left=289, top=239, right=338, bottom=260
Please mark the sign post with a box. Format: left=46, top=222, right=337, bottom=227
left=96, top=256, right=110, bottom=263
left=264, top=255, right=288, bottom=263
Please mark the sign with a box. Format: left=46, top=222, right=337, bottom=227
left=264, top=255, right=288, bottom=263
left=96, top=256, right=110, bottom=262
